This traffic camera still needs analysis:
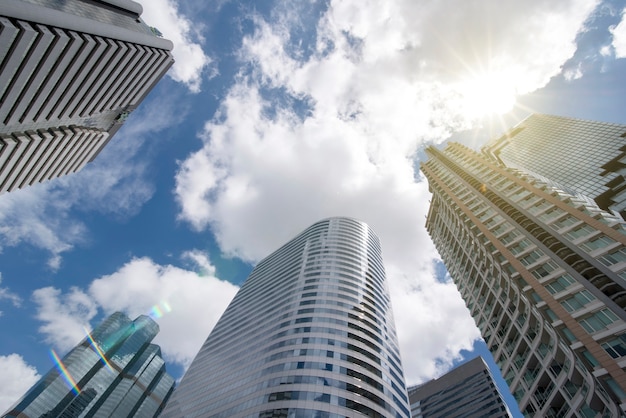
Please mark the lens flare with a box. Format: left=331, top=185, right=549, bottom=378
left=50, top=349, right=80, bottom=395
left=149, top=301, right=172, bottom=319
left=84, top=327, right=115, bottom=373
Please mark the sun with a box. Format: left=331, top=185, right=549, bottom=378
left=458, top=71, right=517, bottom=118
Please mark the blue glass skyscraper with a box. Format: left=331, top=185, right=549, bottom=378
left=483, top=114, right=626, bottom=219
left=3, top=312, right=174, bottom=418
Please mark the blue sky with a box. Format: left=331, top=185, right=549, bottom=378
left=1, top=0, right=626, bottom=414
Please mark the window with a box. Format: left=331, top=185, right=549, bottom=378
left=601, top=334, right=626, bottom=359
left=604, top=377, right=626, bottom=399
left=510, top=239, right=532, bottom=256
left=523, top=403, right=536, bottom=417
left=561, top=327, right=577, bottom=343
left=504, top=263, right=516, bottom=275
left=549, top=215, right=578, bottom=231
left=579, top=404, right=599, bottom=418
left=528, top=201, right=551, bottom=215
left=563, top=380, right=580, bottom=398
left=531, top=261, right=559, bottom=279
left=513, top=387, right=525, bottom=402
left=561, top=296, right=584, bottom=313
left=537, top=342, right=551, bottom=358
left=598, top=248, right=626, bottom=266
left=544, top=274, right=575, bottom=294
left=478, top=209, right=496, bottom=222
left=560, top=290, right=595, bottom=313
left=538, top=207, right=562, bottom=222
left=520, top=250, right=543, bottom=266
left=504, top=369, right=516, bottom=385
left=509, top=189, right=532, bottom=202
left=500, top=230, right=520, bottom=245
left=483, top=215, right=504, bottom=228
left=579, top=309, right=620, bottom=333
left=565, top=224, right=595, bottom=240
left=493, top=223, right=511, bottom=236
left=579, top=235, right=616, bottom=252
left=581, top=350, right=599, bottom=367
left=544, top=308, right=558, bottom=322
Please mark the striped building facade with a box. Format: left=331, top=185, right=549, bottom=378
left=422, top=141, right=626, bottom=417
left=408, top=356, right=511, bottom=418
left=0, top=0, right=173, bottom=193
left=161, top=217, right=411, bottom=418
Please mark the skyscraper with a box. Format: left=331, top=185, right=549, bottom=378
left=161, top=217, right=411, bottom=418
left=408, top=356, right=511, bottom=418
left=3, top=312, right=175, bottom=418
left=0, top=0, right=174, bottom=193
left=422, top=140, right=626, bottom=417
left=483, top=114, right=626, bottom=219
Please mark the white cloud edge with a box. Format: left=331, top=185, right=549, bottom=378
left=0, top=354, right=41, bottom=413
left=135, top=0, right=216, bottom=92
left=0, top=273, right=22, bottom=314
left=610, top=7, right=626, bottom=58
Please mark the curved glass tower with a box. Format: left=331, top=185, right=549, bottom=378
left=161, top=217, right=410, bottom=418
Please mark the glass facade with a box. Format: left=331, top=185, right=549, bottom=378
left=409, top=356, right=511, bottom=418
left=484, top=114, right=626, bottom=218
left=3, top=312, right=174, bottom=418
left=422, top=141, right=626, bottom=417
left=160, top=217, right=411, bottom=418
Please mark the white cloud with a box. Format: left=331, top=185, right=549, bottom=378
left=564, top=62, right=584, bottom=81
left=136, top=0, right=215, bottom=92
left=31, top=256, right=238, bottom=369
left=88, top=257, right=238, bottom=367
left=32, top=286, right=98, bottom=353
left=0, top=187, right=85, bottom=269
left=0, top=274, right=22, bottom=316
left=600, top=44, right=612, bottom=56
left=389, top=266, right=480, bottom=383
left=182, top=250, right=217, bottom=276
left=0, top=354, right=41, bottom=413
left=173, top=0, right=598, bottom=383
left=611, top=7, right=626, bottom=58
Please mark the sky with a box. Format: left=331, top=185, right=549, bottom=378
left=1, top=0, right=626, bottom=414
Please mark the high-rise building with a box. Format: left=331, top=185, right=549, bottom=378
left=3, top=312, right=175, bottom=418
left=483, top=114, right=626, bottom=219
left=161, top=217, right=411, bottom=418
left=422, top=140, right=626, bottom=417
left=408, top=356, right=511, bottom=418
left=0, top=0, right=174, bottom=193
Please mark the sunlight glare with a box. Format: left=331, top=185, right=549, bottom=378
left=459, top=72, right=517, bottom=117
